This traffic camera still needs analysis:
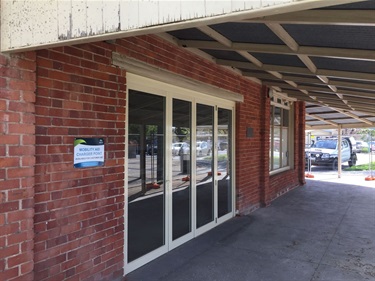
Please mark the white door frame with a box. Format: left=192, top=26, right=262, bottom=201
left=124, top=74, right=236, bottom=274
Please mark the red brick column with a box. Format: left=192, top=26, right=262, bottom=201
left=296, top=101, right=306, bottom=185
left=234, top=81, right=264, bottom=214
left=259, top=86, right=271, bottom=207
left=0, top=52, right=36, bottom=281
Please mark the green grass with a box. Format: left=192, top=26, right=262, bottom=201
left=361, top=147, right=370, bottom=153
left=344, top=162, right=375, bottom=171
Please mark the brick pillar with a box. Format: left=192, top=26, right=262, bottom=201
left=259, top=86, right=271, bottom=207
left=296, top=101, right=306, bottom=185
left=0, top=52, right=36, bottom=281
left=234, top=81, right=264, bottom=214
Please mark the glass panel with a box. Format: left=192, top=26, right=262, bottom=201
left=274, top=107, right=281, bottom=125
left=282, top=108, right=289, bottom=126
left=127, top=90, right=165, bottom=262
left=273, top=125, right=281, bottom=170
left=269, top=107, right=273, bottom=171
left=273, top=107, right=281, bottom=170
left=282, top=127, right=288, bottom=167
left=196, top=104, right=214, bottom=228
left=282, top=109, right=289, bottom=167
left=218, top=108, right=232, bottom=218
left=172, top=99, right=191, bottom=240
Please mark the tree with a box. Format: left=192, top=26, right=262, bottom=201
left=358, top=128, right=375, bottom=142
left=174, top=127, right=190, bottom=142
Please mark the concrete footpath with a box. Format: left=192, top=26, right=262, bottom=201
left=127, top=173, right=375, bottom=281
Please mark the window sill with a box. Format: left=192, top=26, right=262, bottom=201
left=269, top=166, right=290, bottom=176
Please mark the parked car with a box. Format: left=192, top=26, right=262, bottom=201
left=196, top=141, right=211, bottom=156
left=305, top=137, right=357, bottom=170
left=172, top=142, right=184, bottom=156
left=178, top=142, right=190, bottom=156
left=355, top=141, right=369, bottom=153
left=178, top=141, right=211, bottom=156
left=218, top=141, right=228, bottom=150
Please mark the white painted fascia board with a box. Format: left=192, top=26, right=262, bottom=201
left=112, top=52, right=244, bottom=103
left=1, top=0, right=364, bottom=53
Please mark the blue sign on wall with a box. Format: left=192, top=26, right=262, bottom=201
left=74, top=138, right=105, bottom=168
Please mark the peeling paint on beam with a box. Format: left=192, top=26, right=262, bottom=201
left=1, top=0, right=363, bottom=52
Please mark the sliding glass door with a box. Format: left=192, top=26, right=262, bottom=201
left=196, top=104, right=214, bottom=229
left=127, top=90, right=166, bottom=263
left=217, top=108, right=232, bottom=219
left=126, top=78, right=234, bottom=272
left=172, top=99, right=192, bottom=241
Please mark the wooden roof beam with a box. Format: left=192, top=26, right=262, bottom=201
left=260, top=64, right=375, bottom=81
left=306, top=113, right=338, bottom=127
left=332, top=108, right=374, bottom=125
left=241, top=10, right=375, bottom=26
left=179, top=40, right=375, bottom=62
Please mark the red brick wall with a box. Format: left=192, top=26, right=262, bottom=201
left=297, top=101, right=307, bottom=184
left=0, top=52, right=36, bottom=281
left=115, top=36, right=248, bottom=94
left=1, top=33, right=306, bottom=280
left=236, top=94, right=305, bottom=210
left=115, top=35, right=269, bottom=215
left=235, top=84, right=266, bottom=214
left=234, top=86, right=306, bottom=213
left=34, top=43, right=126, bottom=281
left=33, top=35, right=264, bottom=281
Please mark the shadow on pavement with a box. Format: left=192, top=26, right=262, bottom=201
left=127, top=178, right=375, bottom=281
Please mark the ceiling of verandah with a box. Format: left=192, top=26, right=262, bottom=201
left=160, top=0, right=375, bottom=129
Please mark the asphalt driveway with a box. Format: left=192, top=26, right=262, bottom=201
left=127, top=173, right=375, bottom=281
